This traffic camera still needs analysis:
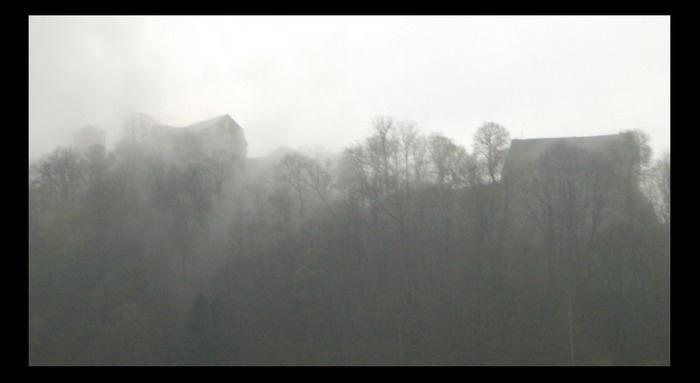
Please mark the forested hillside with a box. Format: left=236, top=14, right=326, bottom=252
left=28, top=117, right=670, bottom=366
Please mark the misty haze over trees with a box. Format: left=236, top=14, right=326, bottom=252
left=28, top=113, right=670, bottom=366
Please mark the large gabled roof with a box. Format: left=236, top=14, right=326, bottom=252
left=183, top=114, right=243, bottom=133
left=503, top=134, right=624, bottom=176
left=152, top=114, right=247, bottom=145
left=509, top=134, right=622, bottom=159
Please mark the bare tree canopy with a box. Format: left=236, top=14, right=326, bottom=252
left=29, top=116, right=669, bottom=366
left=472, top=122, right=510, bottom=184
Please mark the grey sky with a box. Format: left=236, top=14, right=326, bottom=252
left=29, top=15, right=670, bottom=160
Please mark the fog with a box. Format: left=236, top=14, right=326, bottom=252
left=29, top=16, right=669, bottom=160
left=29, top=16, right=670, bottom=366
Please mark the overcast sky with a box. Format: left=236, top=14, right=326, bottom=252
left=29, top=15, right=670, bottom=160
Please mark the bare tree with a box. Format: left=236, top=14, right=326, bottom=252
left=426, top=133, right=466, bottom=189
left=466, top=124, right=511, bottom=290
left=30, top=146, right=85, bottom=208
left=527, top=142, right=589, bottom=365
left=424, top=133, right=468, bottom=291
left=303, top=157, right=337, bottom=219
left=472, top=122, right=510, bottom=184
left=341, top=119, right=405, bottom=227
left=367, top=116, right=399, bottom=196
left=123, top=112, right=157, bottom=145
left=648, top=152, right=670, bottom=227
left=179, top=161, right=213, bottom=223
left=613, top=130, right=653, bottom=223
left=275, top=152, right=313, bottom=232
left=397, top=121, right=421, bottom=192
left=204, top=150, right=238, bottom=204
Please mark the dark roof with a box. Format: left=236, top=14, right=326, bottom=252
left=183, top=114, right=243, bottom=133
left=510, top=134, right=621, bottom=158
left=504, top=134, right=623, bottom=176
left=153, top=114, right=247, bottom=145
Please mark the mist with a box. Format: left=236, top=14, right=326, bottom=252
left=29, top=15, right=670, bottom=366
left=29, top=16, right=669, bottom=159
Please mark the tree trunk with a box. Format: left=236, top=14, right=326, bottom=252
left=396, top=314, right=404, bottom=364
left=567, top=293, right=576, bottom=366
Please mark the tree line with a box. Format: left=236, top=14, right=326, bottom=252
left=28, top=115, right=670, bottom=365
